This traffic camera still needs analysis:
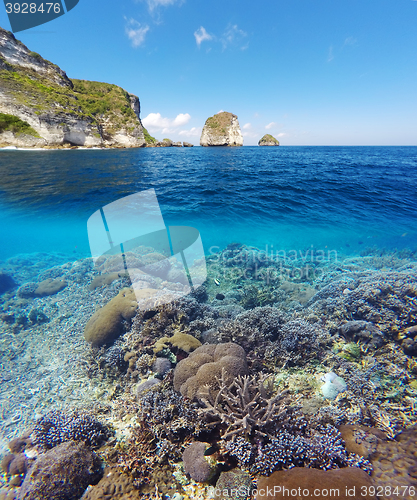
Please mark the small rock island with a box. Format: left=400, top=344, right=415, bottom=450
left=258, top=134, right=280, bottom=146
left=200, top=111, right=243, bottom=147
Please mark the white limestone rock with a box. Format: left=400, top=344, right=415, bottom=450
left=200, top=111, right=243, bottom=147
left=258, top=134, right=280, bottom=146
left=0, top=27, right=147, bottom=148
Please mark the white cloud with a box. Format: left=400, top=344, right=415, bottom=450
left=343, top=36, right=357, bottom=47
left=265, top=122, right=277, bottom=130
left=142, top=112, right=191, bottom=132
left=277, top=133, right=287, bottom=138
left=179, top=127, right=201, bottom=137
left=242, top=131, right=258, bottom=138
left=125, top=18, right=150, bottom=47
left=221, top=24, right=248, bottom=50
left=142, top=113, right=170, bottom=129
left=194, top=26, right=213, bottom=47
left=243, top=123, right=251, bottom=130
left=173, top=113, right=191, bottom=126
left=217, top=109, right=224, bottom=114
left=145, top=0, right=183, bottom=11
left=327, top=45, right=334, bottom=62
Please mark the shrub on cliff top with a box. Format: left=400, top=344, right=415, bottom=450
left=0, top=112, right=40, bottom=137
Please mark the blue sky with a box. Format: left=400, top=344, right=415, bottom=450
left=1, top=0, right=416, bottom=145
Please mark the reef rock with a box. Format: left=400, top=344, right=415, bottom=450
left=258, top=134, right=280, bottom=146
left=84, top=288, right=138, bottom=347
left=200, top=111, right=243, bottom=147
left=0, top=28, right=152, bottom=148
left=182, top=441, right=218, bottom=482
left=0, top=271, right=16, bottom=294
left=256, top=468, right=376, bottom=500
left=18, top=441, right=102, bottom=500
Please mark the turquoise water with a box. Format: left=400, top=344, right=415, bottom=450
left=1, top=146, right=417, bottom=497
left=0, top=146, right=416, bottom=262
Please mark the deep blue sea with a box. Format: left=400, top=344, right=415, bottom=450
left=0, top=146, right=416, bottom=263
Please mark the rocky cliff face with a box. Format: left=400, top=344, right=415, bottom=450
left=0, top=28, right=148, bottom=148
left=200, top=111, right=243, bottom=146
left=258, top=134, right=280, bottom=146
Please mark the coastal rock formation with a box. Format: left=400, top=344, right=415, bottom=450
left=200, top=111, right=243, bottom=147
left=183, top=142, right=193, bottom=147
left=258, top=134, right=280, bottom=146
left=0, top=28, right=152, bottom=148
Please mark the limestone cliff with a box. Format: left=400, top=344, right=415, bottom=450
left=258, top=134, right=280, bottom=146
left=0, top=27, right=152, bottom=148
left=200, top=111, right=243, bottom=147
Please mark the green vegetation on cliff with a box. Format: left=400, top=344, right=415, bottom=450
left=258, top=133, right=280, bottom=145
left=143, top=128, right=156, bottom=144
left=71, top=80, right=137, bottom=122
left=0, top=55, right=155, bottom=143
left=0, top=112, right=40, bottom=137
left=205, top=111, right=235, bottom=136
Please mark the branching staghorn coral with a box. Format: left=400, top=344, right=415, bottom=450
left=199, top=371, right=288, bottom=440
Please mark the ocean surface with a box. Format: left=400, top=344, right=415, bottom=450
left=0, top=146, right=416, bottom=262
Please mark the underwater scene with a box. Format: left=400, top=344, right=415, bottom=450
left=0, top=145, right=416, bottom=500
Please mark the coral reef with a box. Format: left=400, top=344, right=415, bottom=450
left=370, top=424, right=417, bottom=500
left=152, top=357, right=172, bottom=377
left=173, top=343, right=248, bottom=400
left=0, top=272, right=16, bottom=295
left=34, top=278, right=67, bottom=297
left=153, top=330, right=202, bottom=354
left=307, top=268, right=417, bottom=343
left=103, top=345, right=128, bottom=372
left=199, top=372, right=287, bottom=439
left=1, top=453, right=29, bottom=476
left=137, top=386, right=200, bottom=439
left=88, top=272, right=129, bottom=290
left=17, top=441, right=102, bottom=500
left=182, top=441, right=217, bottom=482
left=216, top=307, right=328, bottom=368
left=256, top=467, right=376, bottom=500
left=214, top=468, right=253, bottom=500
left=81, top=467, right=142, bottom=499
left=84, top=288, right=138, bottom=346
left=31, top=409, right=112, bottom=450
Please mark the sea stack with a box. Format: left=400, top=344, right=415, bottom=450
left=200, top=111, right=243, bottom=147
left=258, top=134, right=280, bottom=146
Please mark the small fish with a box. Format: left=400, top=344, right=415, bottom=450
left=214, top=278, right=220, bottom=286
left=402, top=233, right=408, bottom=237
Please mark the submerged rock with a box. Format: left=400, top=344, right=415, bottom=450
left=200, top=111, right=243, bottom=147
left=258, top=133, right=280, bottom=146
left=0, top=271, right=16, bottom=294
left=18, top=441, right=102, bottom=500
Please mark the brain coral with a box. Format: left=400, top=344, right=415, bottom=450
left=173, top=342, right=248, bottom=400
left=84, top=288, right=139, bottom=346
